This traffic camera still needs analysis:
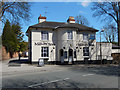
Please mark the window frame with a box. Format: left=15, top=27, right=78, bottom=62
left=90, top=33, right=95, bottom=40
left=67, top=31, right=73, bottom=40
left=83, top=47, right=89, bottom=56
left=83, top=33, right=89, bottom=41
left=41, top=47, right=49, bottom=57
left=41, top=31, right=49, bottom=40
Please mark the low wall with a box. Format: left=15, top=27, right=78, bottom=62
left=111, top=53, right=120, bottom=63
left=2, top=46, right=19, bottom=60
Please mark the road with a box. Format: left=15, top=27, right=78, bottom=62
left=2, top=63, right=119, bottom=89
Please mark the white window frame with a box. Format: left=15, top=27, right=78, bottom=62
left=41, top=47, right=49, bottom=57
left=67, top=31, right=73, bottom=40
left=41, top=31, right=49, bottom=40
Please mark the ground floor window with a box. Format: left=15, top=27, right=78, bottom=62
left=83, top=47, right=89, bottom=56
left=41, top=47, right=49, bottom=57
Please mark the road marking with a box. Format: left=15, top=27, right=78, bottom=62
left=28, top=78, right=69, bottom=88
left=82, top=74, right=94, bottom=77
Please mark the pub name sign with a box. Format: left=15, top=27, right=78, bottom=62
left=35, top=42, right=55, bottom=46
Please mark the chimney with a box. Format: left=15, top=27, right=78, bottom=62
left=67, top=16, right=75, bottom=23
left=38, top=14, right=46, bottom=23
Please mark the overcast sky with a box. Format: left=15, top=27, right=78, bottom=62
left=22, top=2, right=109, bottom=42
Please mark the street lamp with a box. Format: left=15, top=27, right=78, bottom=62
left=100, top=29, right=104, bottom=64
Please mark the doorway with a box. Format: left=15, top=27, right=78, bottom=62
left=60, top=49, right=64, bottom=63
left=68, top=49, right=73, bottom=64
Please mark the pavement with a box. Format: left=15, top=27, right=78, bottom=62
left=1, top=57, right=120, bottom=89
left=2, top=57, right=69, bottom=75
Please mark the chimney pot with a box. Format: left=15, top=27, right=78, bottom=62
left=38, top=14, right=46, bottom=23
left=67, top=16, right=75, bottom=23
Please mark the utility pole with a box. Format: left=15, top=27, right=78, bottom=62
left=100, top=29, right=104, bottom=64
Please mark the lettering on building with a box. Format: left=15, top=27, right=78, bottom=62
left=35, top=42, right=55, bottom=46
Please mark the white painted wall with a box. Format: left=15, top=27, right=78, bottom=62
left=28, top=27, right=99, bottom=63
left=96, top=43, right=113, bottom=60
left=31, top=29, right=56, bottom=62
left=112, top=49, right=120, bottom=53
left=57, top=28, right=77, bottom=62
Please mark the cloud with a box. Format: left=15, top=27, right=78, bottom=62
left=79, top=11, right=88, bottom=14
left=81, top=2, right=90, bottom=7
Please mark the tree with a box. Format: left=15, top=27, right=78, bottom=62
left=2, top=20, right=18, bottom=58
left=11, top=24, right=24, bottom=52
left=91, top=2, right=120, bottom=46
left=103, top=23, right=117, bottom=43
left=19, top=41, right=28, bottom=52
left=1, top=2, right=31, bottom=24
left=12, top=24, right=28, bottom=52
left=75, top=14, right=89, bottom=26
left=12, top=24, right=24, bottom=42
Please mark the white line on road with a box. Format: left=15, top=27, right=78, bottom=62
left=82, top=74, right=94, bottom=77
left=28, top=78, right=69, bottom=88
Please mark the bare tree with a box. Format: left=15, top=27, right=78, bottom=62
left=91, top=2, right=120, bottom=46
left=0, top=1, right=31, bottom=24
left=75, top=14, right=89, bottom=26
left=103, top=23, right=117, bottom=43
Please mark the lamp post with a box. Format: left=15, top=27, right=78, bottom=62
left=100, top=29, right=104, bottom=64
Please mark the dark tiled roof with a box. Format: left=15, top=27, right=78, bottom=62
left=30, top=22, right=64, bottom=29
left=26, top=21, right=98, bottom=33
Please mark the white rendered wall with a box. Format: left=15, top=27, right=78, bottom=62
left=31, top=29, right=56, bottom=62
left=112, top=49, right=120, bottom=53
left=57, top=28, right=77, bottom=62
left=96, top=43, right=113, bottom=60
left=76, top=31, right=97, bottom=60
left=29, top=28, right=97, bottom=62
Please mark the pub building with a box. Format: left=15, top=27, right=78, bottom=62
left=26, top=15, right=113, bottom=64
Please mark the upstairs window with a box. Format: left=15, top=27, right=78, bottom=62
left=67, top=31, right=73, bottom=40
left=83, top=33, right=88, bottom=41
left=41, top=31, right=49, bottom=40
left=83, top=47, right=89, bottom=56
left=90, top=34, right=95, bottom=40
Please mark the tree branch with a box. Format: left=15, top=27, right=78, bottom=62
left=98, top=4, right=117, bottom=23
left=2, top=2, right=16, bottom=18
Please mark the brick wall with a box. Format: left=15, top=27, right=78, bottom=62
left=111, top=53, right=120, bottom=63
left=2, top=46, right=19, bottom=60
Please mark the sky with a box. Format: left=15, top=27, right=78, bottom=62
left=22, top=2, right=108, bottom=42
